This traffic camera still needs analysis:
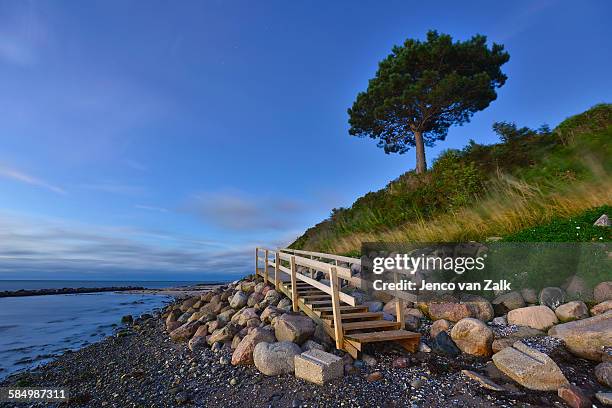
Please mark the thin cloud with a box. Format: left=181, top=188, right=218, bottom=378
left=135, top=204, right=169, bottom=213
left=0, top=164, right=65, bottom=194
left=0, top=211, right=250, bottom=279
left=80, top=182, right=145, bottom=196
left=185, top=190, right=304, bottom=231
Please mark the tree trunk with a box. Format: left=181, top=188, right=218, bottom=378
left=414, top=131, right=427, bottom=174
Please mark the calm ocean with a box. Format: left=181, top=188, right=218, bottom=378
left=0, top=291, right=174, bottom=379
left=0, top=279, right=225, bottom=379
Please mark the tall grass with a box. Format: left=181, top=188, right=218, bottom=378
left=328, top=173, right=611, bottom=255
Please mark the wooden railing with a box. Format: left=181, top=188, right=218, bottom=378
left=255, top=247, right=359, bottom=348
left=254, top=247, right=417, bottom=350
left=279, top=248, right=361, bottom=266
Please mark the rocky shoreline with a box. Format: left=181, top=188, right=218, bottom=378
left=1, top=275, right=611, bottom=407
left=0, top=286, right=146, bottom=298
left=0, top=282, right=228, bottom=298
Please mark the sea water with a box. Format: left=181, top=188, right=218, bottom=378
left=0, top=292, right=172, bottom=379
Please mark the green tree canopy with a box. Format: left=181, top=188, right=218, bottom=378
left=348, top=30, right=510, bottom=173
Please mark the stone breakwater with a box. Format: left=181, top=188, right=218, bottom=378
left=1, top=276, right=610, bottom=407
left=0, top=286, right=146, bottom=298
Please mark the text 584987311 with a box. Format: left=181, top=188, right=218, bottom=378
left=0, top=387, right=69, bottom=402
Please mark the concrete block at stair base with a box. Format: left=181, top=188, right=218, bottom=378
left=294, top=349, right=343, bottom=385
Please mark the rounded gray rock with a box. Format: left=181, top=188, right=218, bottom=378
left=253, top=341, right=301, bottom=376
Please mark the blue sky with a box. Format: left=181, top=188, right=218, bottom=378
left=0, top=0, right=610, bottom=281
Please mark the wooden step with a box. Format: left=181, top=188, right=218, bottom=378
left=322, top=312, right=383, bottom=325
left=345, top=329, right=420, bottom=344
left=342, top=320, right=400, bottom=332
left=344, top=329, right=421, bottom=353
left=297, top=289, right=325, bottom=295
left=306, top=300, right=333, bottom=306
left=300, top=294, right=331, bottom=300
left=314, top=306, right=368, bottom=316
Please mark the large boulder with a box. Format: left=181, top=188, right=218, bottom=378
left=595, top=362, right=612, bottom=388
left=217, top=309, right=236, bottom=325
left=169, top=321, right=201, bottom=342
left=548, top=312, right=612, bottom=361
left=188, top=335, right=208, bottom=352
left=274, top=313, right=315, bottom=344
left=520, top=288, right=538, bottom=304
left=220, top=289, right=234, bottom=302
left=166, top=321, right=181, bottom=332
left=201, top=291, right=214, bottom=302
left=591, top=300, right=612, bottom=315
left=277, top=298, right=292, bottom=311
left=253, top=341, right=301, bottom=376
left=426, top=302, right=478, bottom=322
left=232, top=307, right=259, bottom=326
left=208, top=322, right=240, bottom=345
left=594, top=214, right=611, bottom=226
left=492, top=341, right=569, bottom=391
left=230, top=291, right=249, bottom=309
left=430, top=319, right=451, bottom=338
left=264, top=290, right=282, bottom=306
left=313, top=323, right=334, bottom=348
left=165, top=309, right=181, bottom=324
left=594, top=282, right=612, bottom=303
left=492, top=292, right=525, bottom=315
left=177, top=312, right=192, bottom=323
left=507, top=305, right=558, bottom=331
left=431, top=331, right=460, bottom=357
left=460, top=294, right=494, bottom=322
left=180, top=297, right=199, bottom=312
left=555, top=301, right=589, bottom=322
left=247, top=292, right=265, bottom=307
left=187, top=311, right=206, bottom=323
left=539, top=287, right=566, bottom=310
left=301, top=339, right=325, bottom=352
left=557, top=385, right=592, bottom=408
left=231, top=327, right=276, bottom=365
left=194, top=324, right=209, bottom=338
left=260, top=306, right=284, bottom=324
left=240, top=281, right=256, bottom=293
left=450, top=318, right=493, bottom=357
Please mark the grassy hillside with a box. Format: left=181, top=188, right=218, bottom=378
left=290, top=104, right=612, bottom=255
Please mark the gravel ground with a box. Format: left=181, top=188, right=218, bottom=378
left=0, top=313, right=604, bottom=408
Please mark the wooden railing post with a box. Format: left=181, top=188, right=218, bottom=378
left=394, top=271, right=404, bottom=329
left=274, top=251, right=280, bottom=288
left=255, top=247, right=259, bottom=276
left=264, top=249, right=269, bottom=283
left=290, top=256, right=298, bottom=312
left=330, top=266, right=344, bottom=349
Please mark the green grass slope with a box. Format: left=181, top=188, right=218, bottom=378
left=291, top=104, right=612, bottom=254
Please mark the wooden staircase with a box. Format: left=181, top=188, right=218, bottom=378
left=279, top=278, right=420, bottom=359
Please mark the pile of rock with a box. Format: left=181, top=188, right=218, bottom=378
left=161, top=275, right=612, bottom=404
left=162, top=275, right=334, bottom=379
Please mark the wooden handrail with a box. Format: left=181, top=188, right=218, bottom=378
left=280, top=248, right=360, bottom=265
left=274, top=256, right=356, bottom=306
left=259, top=246, right=416, bottom=303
